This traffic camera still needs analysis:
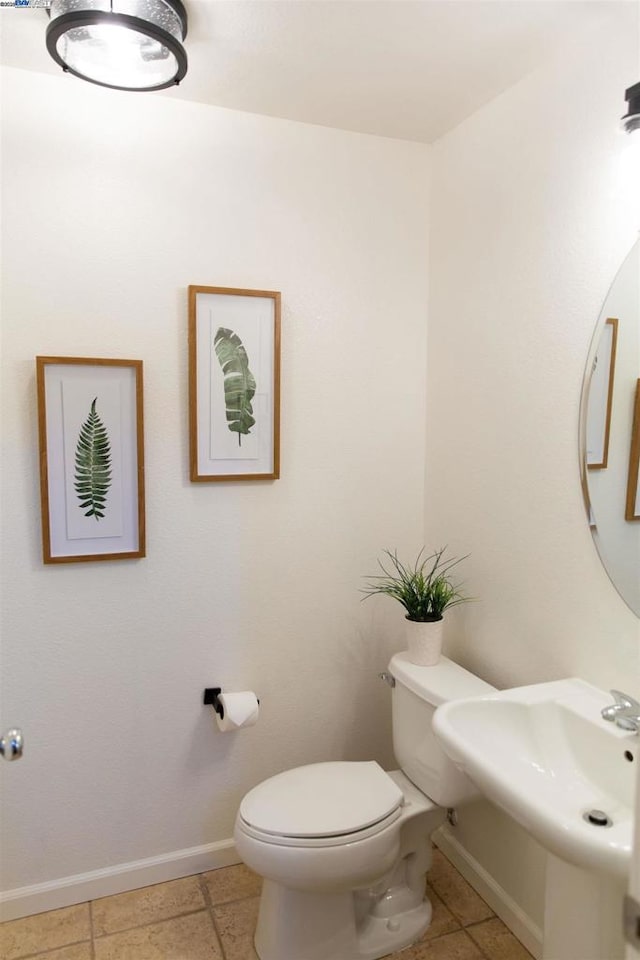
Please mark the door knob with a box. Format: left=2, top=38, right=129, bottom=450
left=0, top=728, right=23, bottom=761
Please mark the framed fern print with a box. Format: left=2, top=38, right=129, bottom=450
left=36, top=357, right=145, bottom=563
left=188, top=286, right=281, bottom=481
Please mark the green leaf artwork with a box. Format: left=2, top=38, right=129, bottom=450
left=74, top=398, right=112, bottom=521
left=214, top=327, right=256, bottom=446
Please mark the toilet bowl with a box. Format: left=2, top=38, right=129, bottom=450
left=235, top=764, right=445, bottom=960
left=235, top=654, right=496, bottom=960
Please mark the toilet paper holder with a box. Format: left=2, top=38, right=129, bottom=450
left=203, top=688, right=225, bottom=718
left=203, top=688, right=260, bottom=719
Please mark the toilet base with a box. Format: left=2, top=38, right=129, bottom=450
left=254, top=879, right=433, bottom=960
left=354, top=899, right=432, bottom=959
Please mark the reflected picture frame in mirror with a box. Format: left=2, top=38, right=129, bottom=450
left=625, top=378, right=640, bottom=522
left=586, top=317, right=618, bottom=470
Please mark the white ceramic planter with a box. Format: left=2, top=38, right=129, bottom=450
left=405, top=618, right=444, bottom=666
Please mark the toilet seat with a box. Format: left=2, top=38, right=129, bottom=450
left=238, top=761, right=404, bottom=847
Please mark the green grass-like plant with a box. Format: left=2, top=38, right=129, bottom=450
left=362, top=547, right=470, bottom=622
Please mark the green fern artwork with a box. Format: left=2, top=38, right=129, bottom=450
left=214, top=327, right=256, bottom=446
left=74, top=398, right=112, bottom=521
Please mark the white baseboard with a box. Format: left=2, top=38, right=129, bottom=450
left=434, top=825, right=543, bottom=960
left=0, top=839, right=240, bottom=922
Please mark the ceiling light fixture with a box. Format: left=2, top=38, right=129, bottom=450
left=622, top=81, right=640, bottom=134
left=46, top=0, right=187, bottom=92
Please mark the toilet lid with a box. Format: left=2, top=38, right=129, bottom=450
left=239, top=761, right=404, bottom=839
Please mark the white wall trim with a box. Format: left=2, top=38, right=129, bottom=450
left=0, top=839, right=240, bottom=922
left=434, top=826, right=543, bottom=960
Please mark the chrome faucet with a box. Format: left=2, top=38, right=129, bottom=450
left=601, top=690, right=640, bottom=733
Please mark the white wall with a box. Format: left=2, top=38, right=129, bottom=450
left=0, top=66, right=430, bottom=906
left=427, top=6, right=639, bottom=693
left=427, top=6, right=640, bottom=947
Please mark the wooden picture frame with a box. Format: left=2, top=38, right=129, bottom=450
left=625, top=378, right=640, bottom=522
left=36, top=357, right=145, bottom=563
left=587, top=317, right=618, bottom=470
left=188, top=285, right=281, bottom=481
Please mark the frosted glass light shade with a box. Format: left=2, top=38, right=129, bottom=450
left=46, top=0, right=187, bottom=91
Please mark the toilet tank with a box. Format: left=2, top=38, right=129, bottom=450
left=389, top=652, right=496, bottom=807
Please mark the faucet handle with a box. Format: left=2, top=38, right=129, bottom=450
left=602, top=690, right=639, bottom=721
left=612, top=690, right=637, bottom=704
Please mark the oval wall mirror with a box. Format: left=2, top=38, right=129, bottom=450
left=580, top=237, right=640, bottom=617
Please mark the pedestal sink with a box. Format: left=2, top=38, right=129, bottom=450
left=432, top=678, right=636, bottom=960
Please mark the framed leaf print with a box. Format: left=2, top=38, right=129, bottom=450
left=36, top=357, right=145, bottom=563
left=188, top=286, right=281, bottom=481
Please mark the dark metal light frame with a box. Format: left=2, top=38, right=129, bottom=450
left=623, top=81, right=640, bottom=134
left=46, top=0, right=188, bottom=92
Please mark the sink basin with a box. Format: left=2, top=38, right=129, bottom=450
left=432, top=678, right=635, bottom=878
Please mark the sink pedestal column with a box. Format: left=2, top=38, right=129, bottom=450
left=543, top=854, right=626, bottom=960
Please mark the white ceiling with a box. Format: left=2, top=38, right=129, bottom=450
left=0, top=1, right=632, bottom=143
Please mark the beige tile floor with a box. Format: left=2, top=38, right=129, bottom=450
left=0, top=850, right=534, bottom=960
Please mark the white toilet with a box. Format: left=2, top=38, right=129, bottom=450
left=234, top=652, right=496, bottom=960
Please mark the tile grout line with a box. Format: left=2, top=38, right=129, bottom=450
left=1, top=936, right=93, bottom=960
left=423, top=927, right=493, bottom=960
left=425, top=883, right=463, bottom=933
left=462, top=926, right=493, bottom=960
left=198, top=870, right=229, bottom=960
left=89, top=905, right=209, bottom=941
left=88, top=898, right=96, bottom=959
left=424, top=872, right=497, bottom=958
left=429, top=886, right=495, bottom=930
left=464, top=918, right=534, bottom=960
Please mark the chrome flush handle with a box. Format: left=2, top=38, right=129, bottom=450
left=378, top=672, right=395, bottom=688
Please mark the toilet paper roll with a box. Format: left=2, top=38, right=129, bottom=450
left=215, top=691, right=260, bottom=732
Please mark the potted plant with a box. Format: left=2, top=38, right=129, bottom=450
left=362, top=547, right=470, bottom=665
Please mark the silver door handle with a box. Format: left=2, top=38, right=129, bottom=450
left=0, top=728, right=23, bottom=761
